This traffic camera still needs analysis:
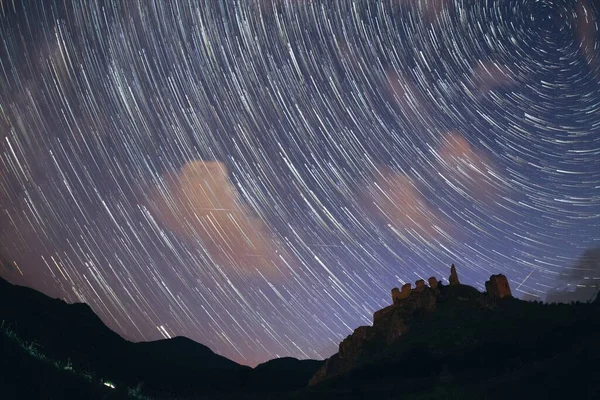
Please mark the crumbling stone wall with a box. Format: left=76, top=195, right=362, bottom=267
left=392, top=283, right=413, bottom=304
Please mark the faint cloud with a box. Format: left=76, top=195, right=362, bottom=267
left=472, top=61, right=516, bottom=93
left=576, top=0, right=599, bottom=72
left=361, top=131, right=508, bottom=241
left=147, top=160, right=287, bottom=279
left=385, top=70, right=428, bottom=124
left=361, top=165, right=449, bottom=240
left=436, top=131, right=506, bottom=203
left=395, top=0, right=451, bottom=22
left=386, top=70, right=414, bottom=109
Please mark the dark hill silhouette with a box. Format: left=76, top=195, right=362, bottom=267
left=132, top=336, right=242, bottom=371
left=1, top=330, right=130, bottom=400
left=0, top=275, right=323, bottom=398
left=0, top=274, right=134, bottom=387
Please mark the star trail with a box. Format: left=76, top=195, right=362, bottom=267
left=0, top=0, right=599, bottom=366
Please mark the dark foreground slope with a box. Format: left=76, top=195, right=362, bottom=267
left=1, top=328, right=131, bottom=400
left=249, top=357, right=325, bottom=393
left=299, top=278, right=600, bottom=399
left=0, top=276, right=322, bottom=399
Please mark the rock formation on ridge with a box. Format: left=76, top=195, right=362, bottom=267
left=428, top=276, right=438, bottom=289
left=449, top=263, right=460, bottom=285
left=485, top=274, right=512, bottom=299
left=309, top=265, right=513, bottom=386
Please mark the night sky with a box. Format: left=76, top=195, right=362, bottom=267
left=1, top=0, right=599, bottom=366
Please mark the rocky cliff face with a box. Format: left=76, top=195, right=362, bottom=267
left=309, top=286, right=439, bottom=385
left=309, top=267, right=510, bottom=385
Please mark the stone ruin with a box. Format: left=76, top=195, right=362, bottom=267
left=400, top=283, right=411, bottom=298
left=428, top=276, right=438, bottom=289
left=391, top=283, right=412, bottom=304
left=485, top=274, right=512, bottom=299
left=391, top=287, right=401, bottom=304
left=389, top=264, right=465, bottom=305
left=312, top=265, right=519, bottom=386
left=391, top=264, right=513, bottom=305
left=388, top=264, right=514, bottom=306
left=449, top=264, right=460, bottom=285
left=391, top=277, right=440, bottom=304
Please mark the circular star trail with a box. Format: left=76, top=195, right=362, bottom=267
left=1, top=0, right=599, bottom=365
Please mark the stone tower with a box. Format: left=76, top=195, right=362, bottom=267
left=449, top=264, right=460, bottom=285
left=391, top=287, right=402, bottom=304
left=428, top=277, right=438, bottom=289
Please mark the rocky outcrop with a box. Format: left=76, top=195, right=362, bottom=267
left=428, top=277, right=438, bottom=289
left=391, top=283, right=412, bottom=304
left=449, top=264, right=460, bottom=285
left=379, top=287, right=437, bottom=344
left=309, top=266, right=512, bottom=386
left=485, top=274, right=512, bottom=299
left=311, top=287, right=438, bottom=386
left=339, top=326, right=377, bottom=364
left=401, top=283, right=411, bottom=297
left=391, top=287, right=401, bottom=304
left=311, top=279, right=442, bottom=385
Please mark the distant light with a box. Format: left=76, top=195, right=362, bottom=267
left=103, top=381, right=116, bottom=389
